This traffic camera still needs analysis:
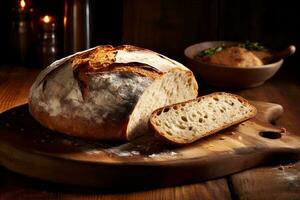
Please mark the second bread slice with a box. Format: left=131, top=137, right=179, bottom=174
left=149, top=92, right=257, bottom=145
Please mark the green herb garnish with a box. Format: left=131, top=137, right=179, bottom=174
left=195, top=46, right=223, bottom=59
left=238, top=41, right=268, bottom=51
left=194, top=41, right=269, bottom=60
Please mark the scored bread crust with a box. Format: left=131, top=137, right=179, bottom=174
left=29, top=45, right=198, bottom=140
left=149, top=92, right=257, bottom=145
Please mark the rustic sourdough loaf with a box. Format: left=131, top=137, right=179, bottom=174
left=150, top=92, right=257, bottom=144
left=29, top=45, right=198, bottom=140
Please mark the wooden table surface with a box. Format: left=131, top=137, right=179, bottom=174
left=0, top=65, right=300, bottom=200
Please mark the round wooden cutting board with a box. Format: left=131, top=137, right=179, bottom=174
left=0, top=101, right=300, bottom=189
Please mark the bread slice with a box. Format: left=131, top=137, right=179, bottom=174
left=150, top=92, right=257, bottom=145
left=126, top=69, right=198, bottom=140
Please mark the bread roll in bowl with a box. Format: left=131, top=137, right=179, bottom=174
left=29, top=45, right=198, bottom=140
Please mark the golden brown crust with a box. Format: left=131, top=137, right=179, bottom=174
left=149, top=92, right=257, bottom=145
left=29, top=44, right=195, bottom=141
left=105, top=64, right=162, bottom=79
left=72, top=45, right=162, bottom=86
left=72, top=45, right=157, bottom=72
left=29, top=105, right=129, bottom=141
left=86, top=63, right=162, bottom=79
left=72, top=45, right=116, bottom=70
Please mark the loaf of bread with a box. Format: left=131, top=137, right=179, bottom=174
left=150, top=92, right=257, bottom=144
left=29, top=45, right=198, bottom=140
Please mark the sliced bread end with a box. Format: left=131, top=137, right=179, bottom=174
left=149, top=92, right=257, bottom=145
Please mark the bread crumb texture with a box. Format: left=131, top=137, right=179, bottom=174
left=151, top=92, right=256, bottom=144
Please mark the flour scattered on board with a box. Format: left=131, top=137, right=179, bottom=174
left=86, top=149, right=102, bottom=155
left=105, top=149, right=141, bottom=157
left=105, top=148, right=178, bottom=159
left=148, top=151, right=177, bottom=158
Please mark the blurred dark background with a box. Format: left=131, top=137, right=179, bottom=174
left=0, top=0, right=299, bottom=68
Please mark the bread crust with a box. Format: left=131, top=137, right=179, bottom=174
left=29, top=106, right=129, bottom=140
left=149, top=92, right=257, bottom=145
left=29, top=45, right=196, bottom=141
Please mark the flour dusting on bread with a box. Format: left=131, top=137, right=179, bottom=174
left=29, top=45, right=198, bottom=140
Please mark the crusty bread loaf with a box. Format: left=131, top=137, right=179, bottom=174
left=29, top=45, right=198, bottom=140
left=150, top=92, right=257, bottom=144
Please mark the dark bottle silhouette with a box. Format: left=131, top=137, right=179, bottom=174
left=64, top=0, right=91, bottom=55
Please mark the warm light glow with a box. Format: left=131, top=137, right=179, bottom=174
left=63, top=16, right=67, bottom=27
left=19, top=0, right=26, bottom=10
left=42, top=15, right=52, bottom=23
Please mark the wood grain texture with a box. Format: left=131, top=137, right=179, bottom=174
left=122, top=0, right=219, bottom=60
left=1, top=65, right=300, bottom=199
left=122, top=0, right=300, bottom=63
left=218, top=0, right=300, bottom=53
left=0, top=66, right=40, bottom=113
left=0, top=66, right=232, bottom=199
left=0, top=101, right=299, bottom=189
left=225, top=67, right=300, bottom=200
left=193, top=63, right=300, bottom=199
left=229, top=162, right=300, bottom=200
left=0, top=167, right=231, bottom=200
